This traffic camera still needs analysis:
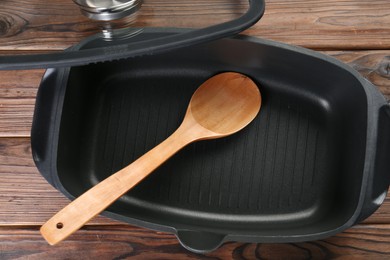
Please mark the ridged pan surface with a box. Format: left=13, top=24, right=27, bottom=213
left=54, top=35, right=369, bottom=242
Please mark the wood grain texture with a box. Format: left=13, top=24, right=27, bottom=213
left=0, top=137, right=119, bottom=226
left=253, top=0, right=390, bottom=50
left=0, top=137, right=389, bottom=226
left=0, top=0, right=389, bottom=50
left=1, top=225, right=390, bottom=259
left=0, top=69, right=43, bottom=137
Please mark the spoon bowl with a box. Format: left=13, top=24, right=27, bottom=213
left=189, top=72, right=261, bottom=136
left=40, top=72, right=261, bottom=245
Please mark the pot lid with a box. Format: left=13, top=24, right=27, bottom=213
left=0, top=0, right=265, bottom=70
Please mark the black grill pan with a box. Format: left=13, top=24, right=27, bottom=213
left=31, top=29, right=390, bottom=253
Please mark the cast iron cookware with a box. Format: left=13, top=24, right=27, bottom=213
left=31, top=28, right=390, bottom=253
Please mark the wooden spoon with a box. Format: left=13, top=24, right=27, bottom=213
left=40, top=72, right=262, bottom=245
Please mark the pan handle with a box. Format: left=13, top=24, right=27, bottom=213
left=176, top=230, right=226, bottom=254
left=357, top=97, right=390, bottom=223
left=371, top=102, right=390, bottom=196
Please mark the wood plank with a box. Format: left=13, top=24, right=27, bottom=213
left=0, top=0, right=389, bottom=51
left=0, top=69, right=43, bottom=137
left=0, top=137, right=119, bottom=226
left=253, top=0, right=390, bottom=50
left=0, top=137, right=389, bottom=226
left=0, top=225, right=390, bottom=259
left=0, top=51, right=388, bottom=137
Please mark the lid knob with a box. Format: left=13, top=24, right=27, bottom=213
left=73, top=0, right=142, bottom=21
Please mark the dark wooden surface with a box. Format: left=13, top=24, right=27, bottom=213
left=2, top=225, right=390, bottom=259
left=0, top=0, right=389, bottom=259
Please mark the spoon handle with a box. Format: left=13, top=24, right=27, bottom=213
left=40, top=120, right=208, bottom=245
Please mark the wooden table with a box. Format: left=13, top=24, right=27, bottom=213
left=1, top=0, right=389, bottom=258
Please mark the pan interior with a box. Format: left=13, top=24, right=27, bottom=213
left=57, top=38, right=367, bottom=236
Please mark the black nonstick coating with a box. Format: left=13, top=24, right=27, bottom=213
left=32, top=31, right=390, bottom=252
